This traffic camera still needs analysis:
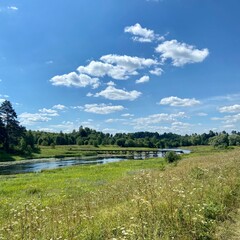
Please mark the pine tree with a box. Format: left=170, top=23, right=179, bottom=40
left=0, top=116, right=5, bottom=146
left=0, top=100, right=25, bottom=152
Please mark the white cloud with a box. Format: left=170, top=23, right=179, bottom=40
left=95, top=86, right=141, bottom=101
left=19, top=107, right=61, bottom=125
left=156, top=40, right=209, bottom=66
left=121, top=113, right=134, bottom=117
left=50, top=72, right=100, bottom=89
left=77, top=60, right=133, bottom=80
left=105, top=118, right=126, bottom=123
left=101, top=54, right=157, bottom=71
left=124, top=23, right=155, bottom=43
left=93, top=54, right=158, bottom=79
left=136, top=75, right=150, bottom=84
left=219, top=104, right=240, bottom=113
left=76, top=55, right=158, bottom=80
left=39, top=108, right=59, bottom=116
left=222, top=124, right=235, bottom=129
left=86, top=92, right=94, bottom=97
left=102, top=128, right=128, bottom=134
left=149, top=67, right=163, bottom=76
left=78, top=61, right=113, bottom=77
left=71, top=106, right=84, bottom=110
left=19, top=113, right=52, bottom=125
left=52, top=104, right=67, bottom=110
left=84, top=103, right=125, bottom=114
left=212, top=113, right=240, bottom=124
left=0, top=94, right=9, bottom=98
left=8, top=6, right=18, bottom=11
left=172, top=121, right=191, bottom=127
left=107, top=81, right=116, bottom=86
left=159, top=96, right=201, bottom=107
left=131, top=112, right=186, bottom=127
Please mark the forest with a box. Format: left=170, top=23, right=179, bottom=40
left=1, top=100, right=240, bottom=155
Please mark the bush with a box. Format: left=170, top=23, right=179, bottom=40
left=164, top=151, right=181, bottom=163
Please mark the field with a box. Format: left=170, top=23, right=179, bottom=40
left=0, top=146, right=240, bottom=239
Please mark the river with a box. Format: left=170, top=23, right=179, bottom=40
left=0, top=149, right=190, bottom=175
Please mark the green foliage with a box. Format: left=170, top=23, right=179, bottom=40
left=0, top=100, right=25, bottom=152
left=164, top=151, right=181, bottom=163
left=209, top=134, right=229, bottom=148
left=229, top=134, right=240, bottom=146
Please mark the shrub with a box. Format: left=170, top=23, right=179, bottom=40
left=164, top=151, right=181, bottom=163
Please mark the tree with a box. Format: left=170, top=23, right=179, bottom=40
left=229, top=134, right=240, bottom=146
left=209, top=134, right=229, bottom=148
left=0, top=116, right=5, bottom=145
left=0, top=100, right=25, bottom=152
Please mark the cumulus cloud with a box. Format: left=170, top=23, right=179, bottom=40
left=101, top=54, right=157, bottom=70
left=19, top=107, right=61, bottom=125
left=131, top=112, right=186, bottom=127
left=84, top=103, right=125, bottom=114
left=124, top=23, right=165, bottom=43
left=39, top=108, right=59, bottom=116
left=124, top=23, right=156, bottom=43
left=107, top=81, right=116, bottom=86
left=86, top=92, right=94, bottom=97
left=136, top=75, right=150, bottom=84
left=219, top=104, right=240, bottom=113
left=50, top=72, right=100, bottom=89
left=156, top=40, right=209, bottom=66
left=159, top=96, right=201, bottom=107
left=149, top=67, right=163, bottom=76
left=19, top=113, right=52, bottom=125
left=77, top=55, right=157, bottom=80
left=95, top=86, right=141, bottom=101
left=212, top=113, right=240, bottom=124
left=78, top=61, right=113, bottom=78
left=52, top=104, right=67, bottom=110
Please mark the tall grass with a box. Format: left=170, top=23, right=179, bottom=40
left=0, top=148, right=239, bottom=239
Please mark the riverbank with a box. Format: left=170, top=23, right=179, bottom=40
left=0, top=145, right=157, bottom=162
left=0, top=154, right=129, bottom=167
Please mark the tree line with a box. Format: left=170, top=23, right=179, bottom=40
left=0, top=100, right=240, bottom=154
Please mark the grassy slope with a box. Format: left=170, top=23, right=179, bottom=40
left=0, top=147, right=239, bottom=239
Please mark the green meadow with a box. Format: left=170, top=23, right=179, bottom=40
left=0, top=146, right=240, bottom=239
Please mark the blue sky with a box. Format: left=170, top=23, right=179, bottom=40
left=0, top=0, right=240, bottom=134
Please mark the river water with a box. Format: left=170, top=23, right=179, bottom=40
left=0, top=149, right=190, bottom=175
